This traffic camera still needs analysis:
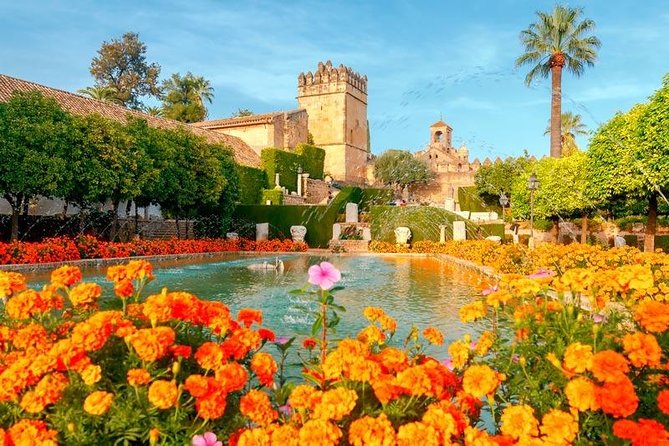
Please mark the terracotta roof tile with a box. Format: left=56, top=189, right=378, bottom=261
left=192, top=109, right=304, bottom=129
left=0, top=74, right=260, bottom=167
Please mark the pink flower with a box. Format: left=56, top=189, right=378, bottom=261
left=482, top=285, right=498, bottom=296
left=192, top=432, right=222, bottom=446
left=308, top=261, right=341, bottom=290
left=528, top=269, right=555, bottom=279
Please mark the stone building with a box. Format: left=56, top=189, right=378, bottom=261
left=297, top=61, right=369, bottom=183
left=194, top=61, right=370, bottom=184
left=411, top=120, right=480, bottom=205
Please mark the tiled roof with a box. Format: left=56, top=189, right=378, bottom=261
left=0, top=74, right=260, bottom=167
left=192, top=109, right=304, bottom=129
left=430, top=119, right=451, bottom=128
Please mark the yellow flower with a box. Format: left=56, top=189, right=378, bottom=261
left=462, top=364, right=501, bottom=398
left=540, top=409, right=578, bottom=444
left=565, top=377, right=599, bottom=412
left=396, top=422, right=439, bottom=446
left=422, top=327, right=444, bottom=346
left=448, top=340, right=470, bottom=369
left=460, top=301, right=487, bottom=322
left=563, top=342, right=593, bottom=374
left=312, top=387, right=358, bottom=421
left=349, top=413, right=396, bottom=446
left=81, top=365, right=102, bottom=386
left=148, top=380, right=178, bottom=409
left=83, top=391, right=113, bottom=415
left=500, top=405, right=538, bottom=440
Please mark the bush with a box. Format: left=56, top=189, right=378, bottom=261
left=358, top=188, right=394, bottom=211
left=261, top=148, right=301, bottom=191
left=261, top=189, right=283, bottom=205
left=237, top=166, right=268, bottom=205
left=294, top=143, right=326, bottom=180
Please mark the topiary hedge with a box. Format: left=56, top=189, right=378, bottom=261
left=261, top=189, right=283, bottom=205
left=359, top=188, right=394, bottom=211
left=236, top=166, right=268, bottom=205
left=261, top=148, right=301, bottom=192
left=458, top=186, right=501, bottom=213
left=294, top=144, right=326, bottom=180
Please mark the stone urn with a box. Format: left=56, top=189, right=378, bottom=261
left=290, top=225, right=307, bottom=243
left=394, top=227, right=412, bottom=245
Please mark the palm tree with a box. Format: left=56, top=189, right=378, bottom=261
left=161, top=73, right=215, bottom=122
left=544, top=111, right=589, bottom=155
left=77, top=86, right=121, bottom=104
left=516, top=5, right=601, bottom=158
left=144, top=106, right=164, bottom=117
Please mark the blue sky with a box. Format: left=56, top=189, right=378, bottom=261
left=2, top=0, right=668, bottom=161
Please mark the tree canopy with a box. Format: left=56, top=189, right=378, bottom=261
left=89, top=32, right=161, bottom=110
left=475, top=155, right=531, bottom=205
left=373, top=150, right=434, bottom=190
left=161, top=72, right=215, bottom=123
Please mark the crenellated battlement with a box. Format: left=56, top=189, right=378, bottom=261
left=297, top=60, right=367, bottom=94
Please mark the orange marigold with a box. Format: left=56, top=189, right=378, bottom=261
left=613, top=418, right=669, bottom=446
left=298, top=420, right=342, bottom=446
left=596, top=377, right=638, bottom=418
left=195, top=392, right=227, bottom=420
left=237, top=308, right=263, bottom=327
left=7, top=419, right=58, bottom=446
left=565, top=377, right=599, bottom=412
left=83, top=391, right=113, bottom=415
left=215, top=362, right=248, bottom=393
left=148, top=380, right=178, bottom=409
left=394, top=365, right=432, bottom=397
left=423, top=327, right=444, bottom=346
left=563, top=342, right=593, bottom=374
left=448, top=340, right=470, bottom=369
left=81, top=364, right=102, bottom=386
left=195, top=342, right=225, bottom=371
left=0, top=271, right=27, bottom=300
left=312, top=387, right=358, bottom=421
left=622, top=332, right=662, bottom=368
left=269, top=424, right=300, bottom=446
left=51, top=265, right=82, bottom=287
left=422, top=403, right=458, bottom=442
left=540, top=409, right=578, bottom=444
left=396, top=421, right=439, bottom=446
left=634, top=300, right=669, bottom=333
left=237, top=427, right=270, bottom=446
left=126, top=326, right=175, bottom=362
left=288, top=384, right=322, bottom=411
left=127, top=368, right=151, bottom=386
left=460, top=301, right=487, bottom=323
left=591, top=350, right=629, bottom=383
left=363, top=306, right=385, bottom=322
left=240, top=389, right=278, bottom=426
left=250, top=352, right=277, bottom=387
left=378, top=314, right=397, bottom=332
left=463, top=364, right=501, bottom=398
left=5, top=290, right=51, bottom=320
left=658, top=389, right=669, bottom=415
left=358, top=325, right=386, bottom=345
left=68, top=282, right=101, bottom=308
left=500, top=404, right=539, bottom=440
left=349, top=413, right=396, bottom=446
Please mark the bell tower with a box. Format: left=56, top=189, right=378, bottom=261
left=297, top=61, right=369, bottom=183
left=430, top=119, right=452, bottom=147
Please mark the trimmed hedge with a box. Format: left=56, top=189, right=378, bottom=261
left=458, top=186, right=501, bottom=213
left=370, top=206, right=502, bottom=243
left=261, top=148, right=301, bottom=192
left=261, top=189, right=283, bottom=205
left=359, top=188, right=394, bottom=211
left=294, top=144, right=326, bottom=180
left=237, top=166, right=267, bottom=205
left=233, top=187, right=359, bottom=247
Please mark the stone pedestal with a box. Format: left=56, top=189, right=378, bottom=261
left=394, top=227, right=412, bottom=244
left=453, top=221, right=466, bottom=241
left=275, top=173, right=281, bottom=188
left=345, top=203, right=359, bottom=223
left=444, top=198, right=456, bottom=212
left=439, top=225, right=447, bottom=243
left=226, top=232, right=239, bottom=240
left=290, top=225, right=307, bottom=243
left=362, top=227, right=372, bottom=241
left=332, top=223, right=342, bottom=241
left=297, top=173, right=303, bottom=197
left=256, top=223, right=269, bottom=242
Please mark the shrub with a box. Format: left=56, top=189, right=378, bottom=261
left=294, top=143, right=326, bottom=180
left=261, top=189, right=283, bottom=205
left=237, top=166, right=268, bottom=205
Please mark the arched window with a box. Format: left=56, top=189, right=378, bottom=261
left=434, top=131, right=444, bottom=143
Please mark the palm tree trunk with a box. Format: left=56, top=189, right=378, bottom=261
left=550, top=64, right=563, bottom=158
left=644, top=192, right=657, bottom=252
left=580, top=212, right=588, bottom=244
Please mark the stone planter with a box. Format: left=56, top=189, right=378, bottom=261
left=329, top=239, right=370, bottom=252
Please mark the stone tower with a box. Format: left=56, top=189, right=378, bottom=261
left=297, top=61, right=369, bottom=183
left=430, top=120, right=452, bottom=147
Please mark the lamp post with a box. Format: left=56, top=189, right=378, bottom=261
left=527, top=172, right=539, bottom=246
left=499, top=192, right=509, bottom=222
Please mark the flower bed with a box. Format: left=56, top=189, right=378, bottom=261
left=0, top=236, right=307, bottom=265
left=1, top=241, right=669, bottom=445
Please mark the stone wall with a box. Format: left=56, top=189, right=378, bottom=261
left=411, top=171, right=476, bottom=204
left=282, top=194, right=307, bottom=205
left=305, top=178, right=329, bottom=204
left=213, top=123, right=275, bottom=156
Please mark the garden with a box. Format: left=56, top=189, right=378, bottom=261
left=1, top=240, right=668, bottom=445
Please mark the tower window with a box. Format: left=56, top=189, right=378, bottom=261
left=434, top=131, right=444, bottom=143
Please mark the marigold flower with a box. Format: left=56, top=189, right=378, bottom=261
left=68, top=282, right=102, bottom=308
left=596, top=377, right=638, bottom=418
left=363, top=306, right=385, bottom=322
left=474, top=331, right=494, bottom=356
left=591, top=350, right=629, bottom=383
left=215, top=362, right=249, bottom=393
left=195, top=342, right=225, bottom=371
left=500, top=404, right=538, bottom=439
left=460, top=301, right=487, bottom=322
left=240, top=390, right=278, bottom=426
left=349, top=413, right=396, bottom=446
left=563, top=342, right=593, bottom=374
left=302, top=338, right=317, bottom=350
left=634, top=300, right=669, bottom=333
left=422, top=404, right=457, bottom=441
left=81, top=364, right=102, bottom=386
left=237, top=308, right=263, bottom=327
left=298, top=419, right=342, bottom=446
left=250, top=352, right=277, bottom=387
left=288, top=384, right=322, bottom=411
left=5, top=289, right=51, bottom=320
left=125, top=326, right=175, bottom=362
left=7, top=419, right=58, bottom=446
left=463, top=364, right=501, bottom=398
left=378, top=314, right=397, bottom=332
left=195, top=392, right=227, bottom=420
left=258, top=328, right=275, bottom=342
left=540, top=409, right=578, bottom=444
left=312, top=387, right=358, bottom=421
left=622, top=332, right=662, bottom=368
left=125, top=259, right=154, bottom=281
left=372, top=374, right=402, bottom=405
left=269, top=424, right=299, bottom=446
left=0, top=270, right=27, bottom=300
left=237, top=428, right=270, bottom=446
left=358, top=325, right=386, bottom=345
left=374, top=347, right=409, bottom=373
left=394, top=365, right=432, bottom=397
left=658, top=389, right=669, bottom=415
left=448, top=340, right=470, bottom=369
left=51, top=265, right=82, bottom=287
left=127, top=368, right=151, bottom=386
left=396, top=421, right=439, bottom=446
left=83, top=391, right=113, bottom=415
left=613, top=418, right=669, bottom=445
left=148, top=380, right=178, bottom=409
left=565, top=376, right=599, bottom=412
left=114, top=279, right=134, bottom=299
left=422, top=327, right=444, bottom=346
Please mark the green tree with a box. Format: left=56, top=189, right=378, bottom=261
left=77, top=86, right=122, bottom=104
left=0, top=91, right=74, bottom=240
left=512, top=152, right=593, bottom=243
left=475, top=155, right=531, bottom=207
left=161, top=72, right=214, bottom=123
left=144, top=106, right=164, bottom=117
left=544, top=112, right=589, bottom=155
left=516, top=5, right=600, bottom=158
left=587, top=76, right=669, bottom=252
left=232, top=108, right=254, bottom=118
left=373, top=150, right=434, bottom=192
left=89, top=32, right=161, bottom=110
